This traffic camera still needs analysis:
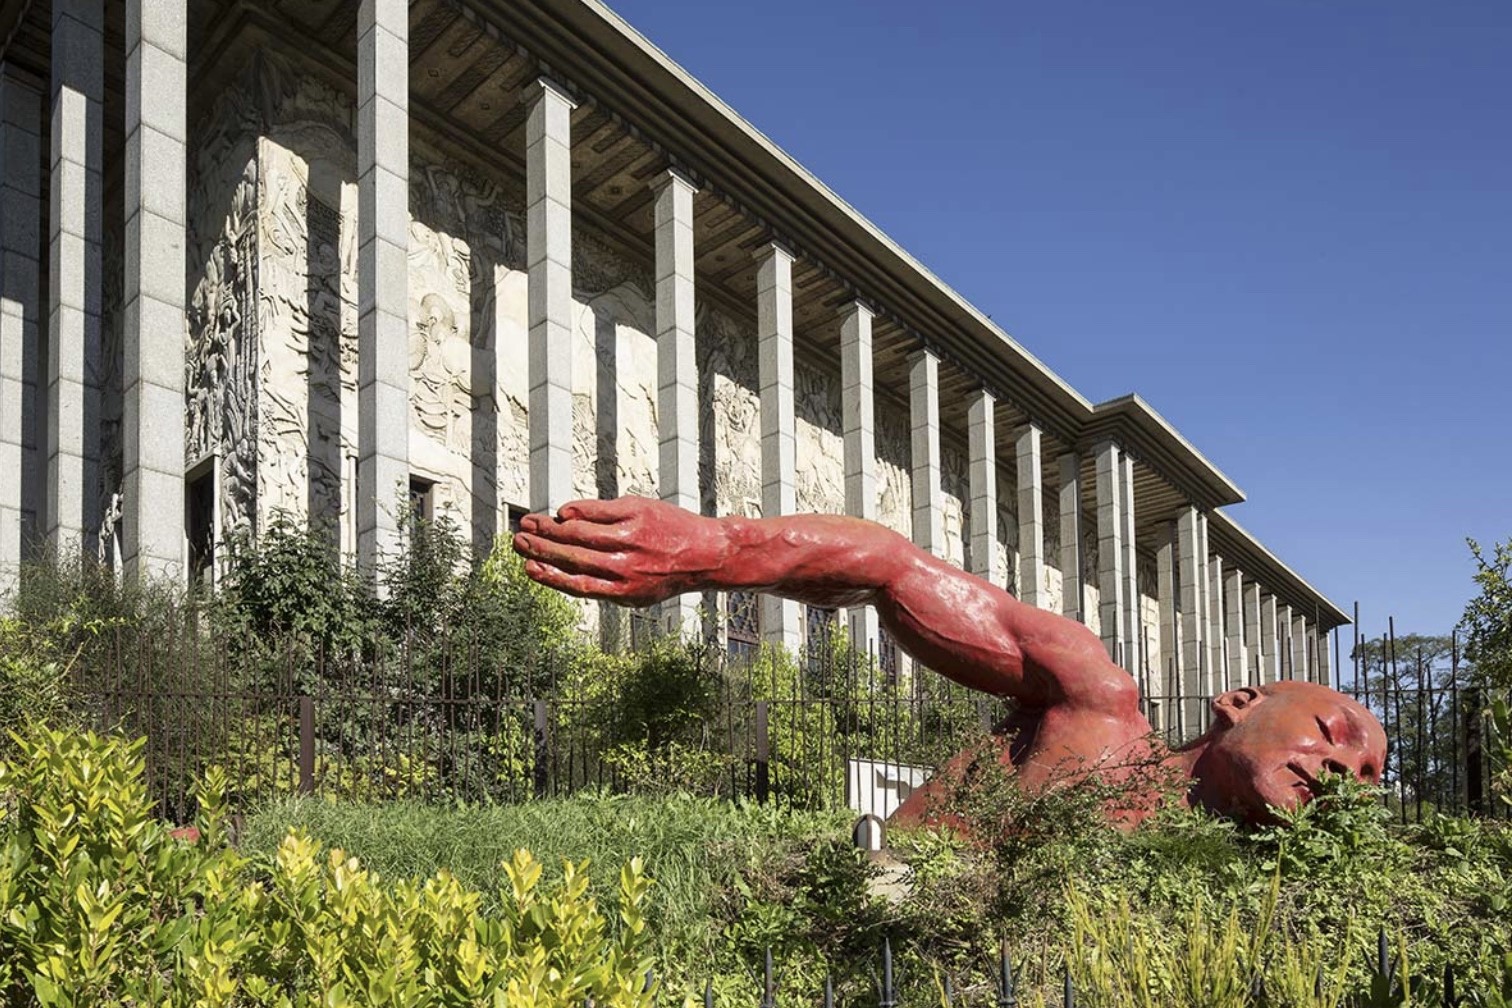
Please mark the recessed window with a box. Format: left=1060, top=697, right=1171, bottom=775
left=409, top=477, right=435, bottom=533
left=186, top=469, right=215, bottom=586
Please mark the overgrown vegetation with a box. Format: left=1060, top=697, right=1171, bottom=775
left=0, top=726, right=658, bottom=1007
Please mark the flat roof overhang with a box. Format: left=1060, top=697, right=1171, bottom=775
left=469, top=0, right=1094, bottom=439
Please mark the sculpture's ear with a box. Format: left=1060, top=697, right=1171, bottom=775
left=1213, top=686, right=1264, bottom=727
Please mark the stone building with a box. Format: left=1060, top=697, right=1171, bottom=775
left=0, top=0, right=1347, bottom=714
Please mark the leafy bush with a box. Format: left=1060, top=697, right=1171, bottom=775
left=0, top=725, right=658, bottom=1007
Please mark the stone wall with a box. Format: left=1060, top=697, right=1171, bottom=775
left=188, top=51, right=1138, bottom=660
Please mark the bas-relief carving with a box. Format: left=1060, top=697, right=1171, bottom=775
left=696, top=306, right=761, bottom=518
left=99, top=204, right=123, bottom=545
left=570, top=282, right=658, bottom=504
left=255, top=137, right=353, bottom=532
left=793, top=360, right=843, bottom=516
left=874, top=401, right=912, bottom=537
left=188, top=61, right=265, bottom=541
left=940, top=444, right=968, bottom=569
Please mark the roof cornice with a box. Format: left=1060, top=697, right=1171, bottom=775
left=470, top=0, right=1095, bottom=437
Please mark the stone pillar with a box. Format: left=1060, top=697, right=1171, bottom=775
left=0, top=71, right=40, bottom=596
left=1260, top=594, right=1280, bottom=683
left=841, top=300, right=878, bottom=652
left=1208, top=555, right=1227, bottom=692
left=1058, top=453, right=1083, bottom=621
left=653, top=168, right=698, bottom=634
left=1154, top=523, right=1179, bottom=733
left=757, top=242, right=799, bottom=653
left=909, top=347, right=941, bottom=557
left=1177, top=506, right=1208, bottom=721
left=1291, top=612, right=1309, bottom=683
left=525, top=78, right=575, bottom=516
left=1278, top=604, right=1294, bottom=678
left=1317, top=626, right=1333, bottom=687
left=48, top=0, right=104, bottom=557
left=1094, top=441, right=1125, bottom=665
left=1118, top=452, right=1139, bottom=671
left=1015, top=423, right=1045, bottom=607
left=357, top=0, right=412, bottom=575
left=121, top=0, right=188, bottom=581
left=1243, top=581, right=1262, bottom=685
left=1225, top=567, right=1247, bottom=688
left=0, top=77, right=40, bottom=598
left=966, top=388, right=996, bottom=584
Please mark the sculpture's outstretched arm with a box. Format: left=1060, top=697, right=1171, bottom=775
left=513, top=496, right=1133, bottom=713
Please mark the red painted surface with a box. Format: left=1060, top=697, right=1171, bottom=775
left=515, top=496, right=1385, bottom=826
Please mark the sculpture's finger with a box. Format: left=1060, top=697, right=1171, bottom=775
left=522, top=560, right=625, bottom=601
left=513, top=532, right=624, bottom=579
left=528, top=517, right=635, bottom=549
left=555, top=496, right=645, bottom=523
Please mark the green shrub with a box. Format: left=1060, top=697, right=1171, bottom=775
left=0, top=725, right=658, bottom=1007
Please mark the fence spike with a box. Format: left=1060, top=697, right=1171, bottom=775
left=1063, top=962, right=1073, bottom=1008
left=1377, top=927, right=1390, bottom=983
left=823, top=976, right=834, bottom=1008
left=1444, top=961, right=1456, bottom=1008
left=880, top=937, right=897, bottom=1008
left=997, top=940, right=1017, bottom=1008
left=703, top=979, right=713, bottom=1008
left=761, top=948, right=775, bottom=1008
left=942, top=973, right=954, bottom=1007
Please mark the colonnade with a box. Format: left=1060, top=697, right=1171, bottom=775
left=0, top=0, right=1338, bottom=705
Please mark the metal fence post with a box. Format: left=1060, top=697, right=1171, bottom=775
left=754, top=700, right=770, bottom=803
left=1465, top=687, right=1484, bottom=815
left=298, top=695, right=314, bottom=795
left=533, top=699, right=550, bottom=799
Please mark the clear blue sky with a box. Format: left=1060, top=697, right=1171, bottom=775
left=605, top=0, right=1511, bottom=641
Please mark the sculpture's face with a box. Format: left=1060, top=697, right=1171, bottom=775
left=1194, top=682, right=1387, bottom=823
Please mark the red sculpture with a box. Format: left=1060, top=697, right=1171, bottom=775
left=513, top=496, right=1386, bottom=826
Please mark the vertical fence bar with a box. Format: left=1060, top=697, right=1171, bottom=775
left=1466, top=685, right=1484, bottom=816
left=533, top=698, right=550, bottom=799
left=298, top=695, right=315, bottom=795
left=754, top=700, right=770, bottom=803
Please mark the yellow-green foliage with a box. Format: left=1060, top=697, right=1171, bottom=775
left=0, top=726, right=657, bottom=1007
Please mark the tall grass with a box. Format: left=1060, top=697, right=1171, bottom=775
left=241, top=792, right=850, bottom=959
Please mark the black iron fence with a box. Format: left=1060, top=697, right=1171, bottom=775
left=684, top=933, right=1502, bottom=1008
left=66, top=613, right=1505, bottom=824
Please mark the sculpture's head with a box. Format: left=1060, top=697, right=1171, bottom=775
left=1188, top=681, right=1387, bottom=824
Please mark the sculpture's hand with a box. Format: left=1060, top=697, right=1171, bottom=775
left=512, top=496, right=728, bottom=606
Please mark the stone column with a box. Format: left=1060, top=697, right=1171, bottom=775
left=0, top=71, right=40, bottom=596
left=121, top=0, right=188, bottom=581
left=1118, top=452, right=1139, bottom=671
left=653, top=167, right=698, bottom=634
left=966, top=388, right=996, bottom=584
left=1208, top=555, right=1227, bottom=692
left=357, top=0, right=412, bottom=575
left=1291, top=612, right=1310, bottom=683
left=1260, top=594, right=1280, bottom=682
left=48, top=0, right=104, bottom=557
left=1094, top=441, right=1125, bottom=665
left=524, top=79, right=575, bottom=517
left=1317, top=626, right=1333, bottom=687
left=909, top=347, right=941, bottom=557
left=1225, top=567, right=1247, bottom=688
left=1243, top=581, right=1262, bottom=686
left=1278, top=604, right=1294, bottom=678
left=1155, top=523, right=1178, bottom=733
left=1176, top=506, right=1207, bottom=721
left=1016, top=423, right=1045, bottom=607
left=757, top=242, right=799, bottom=653
left=841, top=300, right=878, bottom=651
left=1058, top=453, right=1083, bottom=621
